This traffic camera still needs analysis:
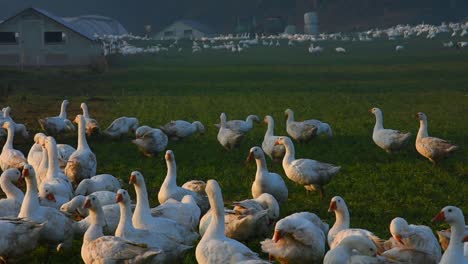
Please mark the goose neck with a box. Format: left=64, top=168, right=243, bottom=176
left=333, top=207, right=350, bottom=231
left=84, top=209, right=105, bottom=242
left=286, top=112, right=294, bottom=124
left=416, top=119, right=428, bottom=140
left=46, top=143, right=61, bottom=180
left=77, top=119, right=89, bottom=150
left=164, top=160, right=177, bottom=187
left=116, top=200, right=136, bottom=237
left=18, top=176, right=39, bottom=218
left=133, top=183, right=151, bottom=221
left=59, top=102, right=67, bottom=119
left=265, top=119, right=274, bottom=137
left=81, top=105, right=90, bottom=118
left=373, top=112, right=384, bottom=130
left=3, top=126, right=14, bottom=150
left=282, top=141, right=295, bottom=165
left=255, top=155, right=268, bottom=173
left=0, top=175, right=24, bottom=201
left=205, top=194, right=225, bottom=240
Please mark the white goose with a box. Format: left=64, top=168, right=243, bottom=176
left=160, top=120, right=205, bottom=141
left=262, top=115, right=286, bottom=162
left=81, top=195, right=159, bottom=264
left=437, top=226, right=468, bottom=255
left=158, top=150, right=209, bottom=213
left=75, top=174, right=121, bottom=196
left=35, top=136, right=49, bottom=186
left=1, top=106, right=29, bottom=139
left=275, top=136, right=340, bottom=197
left=0, top=168, right=24, bottom=217
left=18, top=165, right=74, bottom=250
left=415, top=112, right=458, bottom=164
left=0, top=122, right=27, bottom=171
left=214, top=114, right=260, bottom=133
left=80, top=102, right=100, bottom=137
left=324, top=235, right=380, bottom=264
left=60, top=191, right=117, bottom=219
left=217, top=113, right=245, bottom=150
left=129, top=171, right=199, bottom=246
left=246, top=146, right=288, bottom=203
left=370, top=107, right=411, bottom=153
left=151, top=195, right=201, bottom=230
left=432, top=206, right=468, bottom=264
left=103, top=116, right=139, bottom=139
left=38, top=100, right=75, bottom=135
left=0, top=217, right=44, bottom=261
left=261, top=211, right=329, bottom=263
left=64, top=115, right=97, bottom=184
left=39, top=136, right=73, bottom=207
left=115, top=189, right=193, bottom=263
left=328, top=196, right=384, bottom=252
left=284, top=109, right=318, bottom=142
left=27, top=132, right=46, bottom=171
left=382, top=217, right=441, bottom=263
left=196, top=179, right=269, bottom=264
left=132, top=125, right=168, bottom=157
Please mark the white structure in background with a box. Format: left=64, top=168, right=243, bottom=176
left=154, top=20, right=216, bottom=40
left=304, top=12, right=319, bottom=35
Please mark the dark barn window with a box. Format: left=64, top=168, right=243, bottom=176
left=0, top=32, right=17, bottom=44
left=183, top=29, right=193, bottom=37
left=164, top=31, right=174, bottom=37
left=44, top=31, right=64, bottom=44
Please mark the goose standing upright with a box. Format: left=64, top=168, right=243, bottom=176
left=1, top=106, right=29, bottom=139
left=81, top=195, right=159, bottom=264
left=158, top=150, right=209, bottom=213
left=432, top=206, right=468, bottom=264
left=80, top=103, right=100, bottom=137
left=18, top=165, right=74, bottom=250
left=27, top=133, right=46, bottom=170
left=103, top=116, right=139, bottom=139
left=160, top=120, right=205, bottom=141
left=0, top=168, right=24, bottom=217
left=327, top=196, right=384, bottom=251
left=0, top=122, right=27, bottom=171
left=415, top=112, right=458, bottom=164
left=64, top=115, right=97, bottom=184
left=195, top=179, right=269, bottom=264
left=246, top=146, right=288, bottom=203
left=275, top=136, right=340, bottom=197
left=214, top=114, right=260, bottom=133
left=262, top=115, right=286, bottom=162
left=38, top=100, right=75, bottom=135
left=217, top=113, right=245, bottom=150
left=370, top=107, right=411, bottom=153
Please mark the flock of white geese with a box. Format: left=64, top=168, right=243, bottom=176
left=0, top=99, right=464, bottom=264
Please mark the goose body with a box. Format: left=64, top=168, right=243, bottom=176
left=247, top=146, right=288, bottom=203
left=65, top=115, right=97, bottom=184
left=38, top=100, right=75, bottom=135
left=81, top=195, right=159, bottom=264
left=18, top=165, right=74, bottom=249
left=27, top=133, right=47, bottom=171
left=80, top=103, right=100, bottom=137
left=57, top=144, right=76, bottom=170
left=0, top=122, right=27, bottom=171
left=0, top=168, right=24, bottom=217
left=285, top=109, right=333, bottom=142
left=324, top=235, right=379, bottom=264
left=160, top=120, right=205, bottom=140
left=261, top=212, right=329, bottom=264
left=103, top=117, right=139, bottom=139
left=75, top=174, right=121, bottom=196
left=214, top=114, right=260, bottom=133
left=275, top=136, right=340, bottom=197
left=370, top=107, right=411, bottom=153
left=158, top=150, right=209, bottom=213
left=261, top=115, right=286, bottom=162
left=436, top=226, right=468, bottom=254
left=328, top=196, right=384, bottom=252
left=196, top=180, right=269, bottom=264
left=132, top=126, right=168, bottom=157
left=415, top=112, right=458, bottom=164
left=217, top=113, right=245, bottom=150
left=0, top=217, right=44, bottom=260
left=151, top=195, right=201, bottom=230
left=60, top=191, right=117, bottom=219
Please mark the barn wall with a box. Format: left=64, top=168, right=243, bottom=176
left=154, top=21, right=206, bottom=40
left=0, top=9, right=102, bottom=66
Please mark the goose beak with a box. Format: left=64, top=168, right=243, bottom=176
left=328, top=201, right=337, bottom=212
left=165, top=153, right=172, bottom=161
left=116, top=193, right=123, bottom=203
left=463, top=235, right=468, bottom=243
left=414, top=113, right=420, bottom=119
left=246, top=152, right=254, bottom=162
left=395, top=235, right=405, bottom=245
left=22, top=168, right=29, bottom=178
left=274, top=140, right=280, bottom=146
left=129, top=174, right=136, bottom=185
left=83, top=199, right=91, bottom=209
left=368, top=108, right=373, bottom=113
left=46, top=193, right=56, bottom=202
left=432, top=211, right=445, bottom=222
left=272, top=230, right=282, bottom=242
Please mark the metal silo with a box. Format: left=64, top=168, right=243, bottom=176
left=304, top=11, right=318, bottom=35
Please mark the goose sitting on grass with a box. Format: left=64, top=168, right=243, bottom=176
left=0, top=122, right=27, bottom=171
left=285, top=109, right=333, bottom=141
left=103, top=117, right=139, bottom=139
left=214, top=114, right=260, bottom=133
left=160, top=120, right=205, bottom=141
left=38, top=100, right=75, bottom=135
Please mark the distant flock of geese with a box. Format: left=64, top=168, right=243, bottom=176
left=0, top=99, right=464, bottom=264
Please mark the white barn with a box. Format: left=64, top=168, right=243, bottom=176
left=154, top=19, right=216, bottom=40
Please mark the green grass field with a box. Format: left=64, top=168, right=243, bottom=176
left=1, top=37, right=467, bottom=263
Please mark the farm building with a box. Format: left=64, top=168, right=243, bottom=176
left=0, top=7, right=127, bottom=66
left=154, top=19, right=216, bottom=40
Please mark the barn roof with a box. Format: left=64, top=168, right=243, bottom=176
left=162, top=19, right=216, bottom=35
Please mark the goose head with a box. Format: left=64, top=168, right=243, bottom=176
left=83, top=194, right=99, bottom=210
left=73, top=114, right=85, bottom=125
left=255, top=193, right=280, bottom=221
left=34, top=133, right=46, bottom=144
left=432, top=206, right=464, bottom=225
left=369, top=107, right=382, bottom=115
left=284, top=109, right=293, bottom=118
left=75, top=179, right=91, bottom=196
left=264, top=115, right=273, bottom=124
left=219, top=113, right=227, bottom=124
left=246, top=146, right=264, bottom=162
left=2, top=168, right=23, bottom=185
left=60, top=195, right=85, bottom=214
left=193, top=121, right=205, bottom=134
left=44, top=136, right=57, bottom=151
left=116, top=189, right=131, bottom=204
left=247, top=115, right=260, bottom=123
left=274, top=136, right=292, bottom=147
left=328, top=196, right=348, bottom=213
left=40, top=183, right=57, bottom=203
left=390, top=217, right=411, bottom=245
left=2, top=121, right=12, bottom=130
left=21, top=164, right=36, bottom=184
left=129, top=171, right=144, bottom=186
left=80, top=102, right=87, bottom=111
left=135, top=126, right=152, bottom=138
left=415, top=112, right=428, bottom=121
left=340, top=235, right=377, bottom=256
left=62, top=99, right=70, bottom=106
left=165, top=150, right=175, bottom=163
left=3, top=106, right=11, bottom=117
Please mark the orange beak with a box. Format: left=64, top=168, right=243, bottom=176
left=463, top=235, right=468, bottom=243
left=432, top=211, right=445, bottom=222
left=129, top=174, right=136, bottom=185
left=83, top=199, right=91, bottom=209
left=395, top=235, right=405, bottom=245
left=165, top=152, right=172, bottom=161
left=272, top=230, right=282, bottom=243
left=369, top=109, right=373, bottom=113
left=274, top=140, right=280, bottom=146
left=116, top=193, right=123, bottom=203
left=328, top=201, right=337, bottom=212
left=22, top=168, right=29, bottom=178
left=414, top=113, right=420, bottom=119
left=46, top=193, right=56, bottom=202
left=246, top=151, right=254, bottom=162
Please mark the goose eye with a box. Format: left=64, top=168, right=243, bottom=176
left=370, top=248, right=374, bottom=252
left=448, top=209, right=452, bottom=213
left=92, top=197, right=96, bottom=201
